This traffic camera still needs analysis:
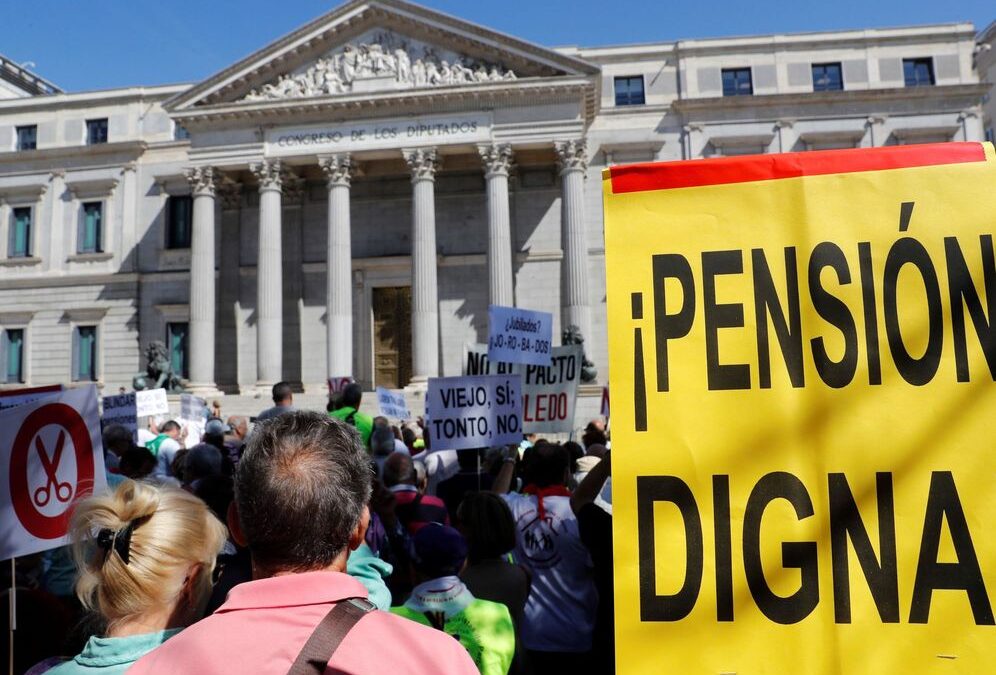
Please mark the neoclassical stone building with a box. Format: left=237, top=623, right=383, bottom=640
left=0, top=0, right=991, bottom=419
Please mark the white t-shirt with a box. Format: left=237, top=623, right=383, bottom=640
left=501, top=491, right=598, bottom=653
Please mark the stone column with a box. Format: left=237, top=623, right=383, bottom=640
left=403, top=148, right=440, bottom=383
left=185, top=166, right=218, bottom=394
left=320, top=154, right=353, bottom=379
left=479, top=143, right=515, bottom=307
left=250, top=159, right=283, bottom=387
left=555, top=139, right=593, bottom=346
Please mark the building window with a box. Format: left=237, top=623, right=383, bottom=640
left=9, top=207, right=32, bottom=258
left=812, top=63, right=843, bottom=92
left=86, top=118, right=109, bottom=145
left=165, top=195, right=192, bottom=249
left=78, top=202, right=104, bottom=254
left=903, top=58, right=934, bottom=87
left=16, top=125, right=37, bottom=151
left=166, top=322, right=188, bottom=379
left=1, top=329, right=25, bottom=384
left=614, top=76, right=646, bottom=106
left=72, top=325, right=97, bottom=382
left=722, top=68, right=753, bottom=96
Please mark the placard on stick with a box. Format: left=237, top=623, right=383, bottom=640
left=425, top=374, right=523, bottom=451
left=465, top=344, right=581, bottom=434
left=376, top=387, right=410, bottom=420
left=0, top=386, right=106, bottom=559
left=487, top=305, right=553, bottom=367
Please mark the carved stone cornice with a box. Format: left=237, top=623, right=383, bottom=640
left=319, top=154, right=352, bottom=188
left=217, top=180, right=243, bottom=211
left=478, top=143, right=513, bottom=178
left=250, top=159, right=283, bottom=192
left=403, top=148, right=439, bottom=183
left=185, top=165, right=216, bottom=196
left=555, top=139, right=588, bottom=174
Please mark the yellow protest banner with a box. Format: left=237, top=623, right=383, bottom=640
left=603, top=143, right=996, bottom=673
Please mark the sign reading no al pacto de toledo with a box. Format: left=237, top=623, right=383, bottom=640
left=602, top=142, right=996, bottom=674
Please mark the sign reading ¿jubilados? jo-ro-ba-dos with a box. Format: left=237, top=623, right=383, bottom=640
left=603, top=143, right=996, bottom=674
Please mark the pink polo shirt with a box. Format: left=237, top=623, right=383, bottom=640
left=129, top=571, right=478, bottom=675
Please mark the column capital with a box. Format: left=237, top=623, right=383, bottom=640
left=250, top=159, right=283, bottom=192
left=185, top=165, right=217, bottom=196
left=320, top=154, right=353, bottom=188
left=555, top=139, right=588, bottom=174
left=478, top=143, right=514, bottom=178
left=403, top=147, right=439, bottom=183
left=866, top=115, right=887, bottom=126
left=217, top=180, right=243, bottom=211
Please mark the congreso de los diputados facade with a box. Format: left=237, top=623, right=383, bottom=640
left=0, top=0, right=994, bottom=420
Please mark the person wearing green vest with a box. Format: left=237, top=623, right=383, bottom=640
left=329, top=383, right=373, bottom=448
left=392, top=524, right=516, bottom=675
left=143, top=420, right=182, bottom=477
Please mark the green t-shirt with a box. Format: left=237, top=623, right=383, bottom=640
left=392, top=599, right=515, bottom=675
left=329, top=406, right=373, bottom=447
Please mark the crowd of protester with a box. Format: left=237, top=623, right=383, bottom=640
left=3, top=381, right=614, bottom=674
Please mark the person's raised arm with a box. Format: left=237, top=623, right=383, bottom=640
left=571, top=451, right=610, bottom=515
left=491, top=446, right=517, bottom=495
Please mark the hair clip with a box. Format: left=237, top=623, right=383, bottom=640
left=96, top=520, right=136, bottom=565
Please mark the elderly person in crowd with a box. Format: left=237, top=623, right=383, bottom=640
left=129, top=411, right=476, bottom=675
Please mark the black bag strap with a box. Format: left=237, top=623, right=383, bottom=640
left=287, top=597, right=376, bottom=675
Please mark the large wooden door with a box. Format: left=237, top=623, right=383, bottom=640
left=372, top=286, right=412, bottom=388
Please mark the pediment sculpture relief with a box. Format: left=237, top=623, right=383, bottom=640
left=242, top=35, right=517, bottom=102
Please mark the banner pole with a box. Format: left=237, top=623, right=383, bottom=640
left=8, top=556, right=15, bottom=675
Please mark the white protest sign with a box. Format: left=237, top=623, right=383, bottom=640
left=179, top=394, right=207, bottom=422
left=0, top=386, right=107, bottom=559
left=465, top=344, right=582, bottom=434
left=487, top=305, right=553, bottom=367
left=425, top=374, right=522, bottom=451
left=376, top=387, right=410, bottom=420
left=135, top=388, right=169, bottom=417
left=101, top=392, right=137, bottom=438
left=0, top=384, right=63, bottom=412
left=328, top=376, right=353, bottom=396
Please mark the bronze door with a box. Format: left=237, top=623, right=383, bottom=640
left=372, top=286, right=412, bottom=388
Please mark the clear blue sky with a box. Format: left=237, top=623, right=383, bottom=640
left=3, top=0, right=993, bottom=92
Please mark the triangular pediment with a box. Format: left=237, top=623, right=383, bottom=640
left=166, top=0, right=597, bottom=111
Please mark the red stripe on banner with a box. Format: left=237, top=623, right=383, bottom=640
left=608, top=142, right=988, bottom=194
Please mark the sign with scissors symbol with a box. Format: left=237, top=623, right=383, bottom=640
left=3, top=387, right=104, bottom=557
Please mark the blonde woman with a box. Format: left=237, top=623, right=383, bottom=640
left=45, top=480, right=226, bottom=674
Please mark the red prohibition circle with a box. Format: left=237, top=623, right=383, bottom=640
left=9, top=403, right=96, bottom=539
